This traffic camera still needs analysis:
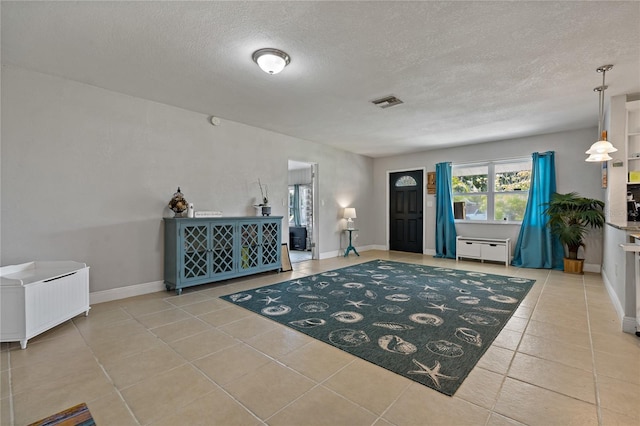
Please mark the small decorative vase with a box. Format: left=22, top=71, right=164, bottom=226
left=169, top=187, right=188, bottom=217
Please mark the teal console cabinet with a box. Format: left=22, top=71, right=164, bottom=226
left=164, top=216, right=282, bottom=294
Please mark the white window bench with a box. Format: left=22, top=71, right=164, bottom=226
left=456, top=236, right=510, bottom=266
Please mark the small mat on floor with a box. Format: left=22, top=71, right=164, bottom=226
left=221, top=259, right=534, bottom=396
left=28, top=403, right=95, bottom=426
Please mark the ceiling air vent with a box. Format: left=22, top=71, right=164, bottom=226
left=371, top=95, right=403, bottom=109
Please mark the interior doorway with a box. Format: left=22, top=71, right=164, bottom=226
left=287, top=160, right=318, bottom=262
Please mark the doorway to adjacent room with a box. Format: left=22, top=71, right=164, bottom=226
left=288, top=160, right=318, bottom=262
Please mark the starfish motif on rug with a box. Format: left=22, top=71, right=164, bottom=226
left=423, top=285, right=439, bottom=291
left=345, top=300, right=371, bottom=309
left=478, top=286, right=496, bottom=293
left=408, top=359, right=458, bottom=389
left=427, top=302, right=457, bottom=312
left=290, top=279, right=305, bottom=285
left=259, top=296, right=281, bottom=305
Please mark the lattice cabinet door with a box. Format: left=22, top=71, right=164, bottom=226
left=180, top=223, right=211, bottom=283
left=211, top=222, right=236, bottom=277
left=239, top=222, right=260, bottom=271
left=261, top=220, right=281, bottom=267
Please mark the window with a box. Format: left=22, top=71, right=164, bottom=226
left=288, top=184, right=312, bottom=226
left=395, top=175, right=417, bottom=187
left=452, top=158, right=531, bottom=222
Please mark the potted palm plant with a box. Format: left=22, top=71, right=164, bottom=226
left=544, top=192, right=605, bottom=274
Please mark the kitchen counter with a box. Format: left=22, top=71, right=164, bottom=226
left=603, top=222, right=640, bottom=334
left=606, top=221, right=640, bottom=232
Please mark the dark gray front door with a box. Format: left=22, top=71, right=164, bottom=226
left=389, top=170, right=423, bottom=253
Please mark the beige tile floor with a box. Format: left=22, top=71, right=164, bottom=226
left=1, top=250, right=639, bottom=425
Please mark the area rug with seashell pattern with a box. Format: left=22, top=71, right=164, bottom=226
left=220, top=259, right=534, bottom=396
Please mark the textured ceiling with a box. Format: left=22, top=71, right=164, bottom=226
left=2, top=1, right=639, bottom=158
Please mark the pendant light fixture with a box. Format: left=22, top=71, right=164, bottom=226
left=252, top=48, right=291, bottom=75
left=586, top=64, right=617, bottom=162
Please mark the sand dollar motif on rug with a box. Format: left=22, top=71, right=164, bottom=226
left=221, top=259, right=534, bottom=396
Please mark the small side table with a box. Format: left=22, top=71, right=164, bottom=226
left=344, top=229, right=360, bottom=257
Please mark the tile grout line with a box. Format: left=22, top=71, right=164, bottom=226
left=71, top=313, right=143, bottom=426
left=260, top=359, right=357, bottom=424
left=373, top=379, right=413, bottom=426
left=6, top=348, right=15, bottom=426
left=115, top=301, right=263, bottom=425
left=484, top=267, right=550, bottom=426
left=172, top=293, right=332, bottom=425
left=261, top=357, right=400, bottom=426
left=583, top=274, right=604, bottom=426
left=81, top=302, right=234, bottom=425
left=99, top=303, right=268, bottom=425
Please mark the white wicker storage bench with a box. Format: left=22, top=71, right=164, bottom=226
left=1, top=261, right=90, bottom=349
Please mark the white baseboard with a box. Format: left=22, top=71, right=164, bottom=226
left=319, top=250, right=341, bottom=259
left=90, top=280, right=165, bottom=304
left=601, top=271, right=638, bottom=334
left=622, top=316, right=638, bottom=334
left=424, top=248, right=436, bottom=256
left=583, top=263, right=601, bottom=273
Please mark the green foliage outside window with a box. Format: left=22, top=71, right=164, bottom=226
left=494, top=170, right=530, bottom=221
left=495, top=170, right=531, bottom=191
left=452, top=175, right=488, bottom=193
left=452, top=162, right=531, bottom=222
left=495, top=193, right=528, bottom=221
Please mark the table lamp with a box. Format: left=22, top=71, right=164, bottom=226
left=344, top=208, right=357, bottom=230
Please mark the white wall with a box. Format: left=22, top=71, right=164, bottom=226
left=601, top=93, right=640, bottom=333
left=1, top=65, right=611, bottom=296
left=605, top=94, right=628, bottom=222
left=372, top=128, right=606, bottom=265
left=602, top=224, right=636, bottom=332
left=288, top=167, right=312, bottom=185
left=1, top=66, right=374, bottom=292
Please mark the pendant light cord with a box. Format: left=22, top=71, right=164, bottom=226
left=595, top=65, right=613, bottom=139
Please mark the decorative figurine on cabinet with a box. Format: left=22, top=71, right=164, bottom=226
left=168, top=187, right=188, bottom=217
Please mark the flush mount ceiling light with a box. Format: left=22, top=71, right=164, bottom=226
left=586, top=64, right=618, bottom=162
left=252, top=48, right=291, bottom=75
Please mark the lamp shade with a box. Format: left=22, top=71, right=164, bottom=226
left=585, top=152, right=613, bottom=162
left=252, top=48, right=290, bottom=75
left=585, top=140, right=618, bottom=155
left=344, top=208, right=357, bottom=219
